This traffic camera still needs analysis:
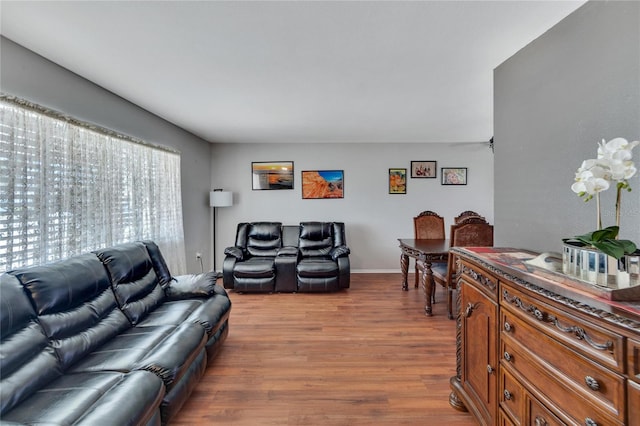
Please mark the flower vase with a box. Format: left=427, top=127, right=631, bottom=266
left=562, top=241, right=640, bottom=288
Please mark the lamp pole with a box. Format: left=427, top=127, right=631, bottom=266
left=209, top=189, right=233, bottom=277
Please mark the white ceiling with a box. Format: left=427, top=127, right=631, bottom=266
left=1, top=1, right=585, bottom=144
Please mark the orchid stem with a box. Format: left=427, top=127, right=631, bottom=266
left=616, top=184, right=622, bottom=229
left=596, top=192, right=602, bottom=230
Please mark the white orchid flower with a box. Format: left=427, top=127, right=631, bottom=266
left=576, top=137, right=639, bottom=231
left=608, top=160, right=637, bottom=181
left=598, top=137, right=639, bottom=162
left=572, top=159, right=611, bottom=197
left=571, top=176, right=610, bottom=196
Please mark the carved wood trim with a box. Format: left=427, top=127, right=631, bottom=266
left=502, top=289, right=614, bottom=352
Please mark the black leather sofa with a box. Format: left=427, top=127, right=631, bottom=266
left=222, top=221, right=350, bottom=293
left=0, top=240, right=231, bottom=426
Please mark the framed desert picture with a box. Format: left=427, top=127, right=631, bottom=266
left=389, top=168, right=407, bottom=194
left=441, top=167, right=467, bottom=185
left=251, top=161, right=294, bottom=190
left=410, top=161, right=437, bottom=178
left=302, top=170, right=344, bottom=199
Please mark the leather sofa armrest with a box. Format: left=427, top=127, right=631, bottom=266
left=224, top=246, right=244, bottom=260
left=165, top=273, right=218, bottom=300
left=277, top=246, right=299, bottom=257
left=330, top=245, right=350, bottom=260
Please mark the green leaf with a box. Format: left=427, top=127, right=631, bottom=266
left=592, top=241, right=625, bottom=259
left=565, top=226, right=636, bottom=260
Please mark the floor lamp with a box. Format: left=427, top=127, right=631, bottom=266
left=210, top=189, right=233, bottom=278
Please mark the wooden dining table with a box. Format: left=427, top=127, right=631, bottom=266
left=398, top=238, right=450, bottom=316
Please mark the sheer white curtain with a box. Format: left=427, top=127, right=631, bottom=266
left=0, top=96, right=187, bottom=274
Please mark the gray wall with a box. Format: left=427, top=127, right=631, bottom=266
left=211, top=142, right=494, bottom=272
left=494, top=1, right=640, bottom=253
left=1, top=36, right=214, bottom=274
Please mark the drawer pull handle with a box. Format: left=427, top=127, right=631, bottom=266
left=487, top=365, right=494, bottom=374
left=504, top=322, right=512, bottom=332
left=504, top=351, right=512, bottom=362
left=465, top=303, right=474, bottom=317
left=534, top=416, right=547, bottom=426
left=585, top=376, right=600, bottom=391
left=503, top=389, right=512, bottom=400
left=585, top=418, right=598, bottom=426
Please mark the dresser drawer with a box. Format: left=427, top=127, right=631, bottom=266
left=500, top=366, right=524, bottom=424
left=501, top=310, right=625, bottom=420
left=628, top=338, right=640, bottom=383
left=501, top=337, right=623, bottom=425
left=500, top=283, right=624, bottom=372
left=459, top=259, right=498, bottom=299
left=628, top=379, right=640, bottom=424
left=499, top=409, right=517, bottom=426
left=528, top=396, right=564, bottom=426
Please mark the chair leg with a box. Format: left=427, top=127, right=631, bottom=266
left=414, top=263, right=419, bottom=288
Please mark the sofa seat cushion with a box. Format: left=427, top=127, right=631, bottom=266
left=136, top=296, right=231, bottom=336
left=68, top=322, right=206, bottom=391
left=1, top=370, right=164, bottom=426
left=297, top=258, right=339, bottom=277
left=233, top=257, right=275, bottom=278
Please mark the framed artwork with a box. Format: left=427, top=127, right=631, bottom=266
left=411, top=161, right=437, bottom=178
left=301, top=170, right=344, bottom=199
left=389, top=168, right=407, bottom=194
left=441, top=167, right=467, bottom=185
left=251, top=161, right=294, bottom=190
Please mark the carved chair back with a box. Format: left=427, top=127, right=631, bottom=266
left=413, top=211, right=445, bottom=240
left=453, top=210, right=486, bottom=224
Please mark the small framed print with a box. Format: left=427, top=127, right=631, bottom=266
left=302, top=170, right=344, bottom=199
left=389, top=168, right=407, bottom=194
left=411, top=161, right=437, bottom=178
left=251, top=161, right=294, bottom=190
left=441, top=167, right=467, bottom=185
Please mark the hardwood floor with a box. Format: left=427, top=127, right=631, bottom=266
left=171, top=273, right=475, bottom=425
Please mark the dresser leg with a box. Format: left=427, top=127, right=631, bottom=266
left=449, top=377, right=468, bottom=412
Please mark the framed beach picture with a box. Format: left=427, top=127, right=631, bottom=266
left=389, top=168, right=407, bottom=194
left=251, top=161, right=294, bottom=190
left=301, top=170, right=344, bottom=199
left=441, top=167, right=467, bottom=185
left=411, top=161, right=437, bottom=178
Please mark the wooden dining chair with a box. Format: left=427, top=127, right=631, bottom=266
left=413, top=211, right=445, bottom=288
left=453, top=210, right=486, bottom=224
left=433, top=217, right=494, bottom=318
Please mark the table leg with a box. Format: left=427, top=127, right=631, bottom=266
left=401, top=253, right=409, bottom=291
left=422, top=259, right=434, bottom=316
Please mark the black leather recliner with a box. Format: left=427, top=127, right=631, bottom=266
left=296, top=222, right=350, bottom=292
left=223, top=221, right=350, bottom=293
left=222, top=222, right=283, bottom=292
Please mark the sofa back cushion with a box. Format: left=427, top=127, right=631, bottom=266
left=94, top=242, right=166, bottom=325
left=332, top=222, right=347, bottom=247
left=6, top=253, right=129, bottom=371
left=299, top=222, right=335, bottom=258
left=235, top=222, right=282, bottom=257
left=0, top=274, right=62, bottom=414
left=141, top=240, right=173, bottom=288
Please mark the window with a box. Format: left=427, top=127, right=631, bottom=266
left=0, top=96, right=186, bottom=274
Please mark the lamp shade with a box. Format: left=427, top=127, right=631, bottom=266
left=210, top=190, right=233, bottom=207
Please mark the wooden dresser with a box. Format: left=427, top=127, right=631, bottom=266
left=448, top=248, right=640, bottom=426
